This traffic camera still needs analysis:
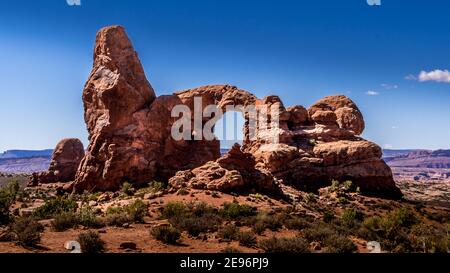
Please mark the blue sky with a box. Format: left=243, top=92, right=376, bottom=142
left=0, top=0, right=449, bottom=151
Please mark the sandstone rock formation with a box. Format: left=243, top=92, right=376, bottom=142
left=29, top=138, right=85, bottom=185
left=71, top=25, right=401, bottom=199
left=169, top=144, right=281, bottom=195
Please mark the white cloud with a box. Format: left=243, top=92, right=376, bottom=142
left=418, top=69, right=450, bottom=83
left=366, top=90, right=379, bottom=96
left=381, top=83, right=398, bottom=89
left=391, top=126, right=399, bottom=129
left=384, top=144, right=394, bottom=149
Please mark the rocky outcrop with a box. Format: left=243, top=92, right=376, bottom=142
left=169, top=144, right=280, bottom=195
left=29, top=138, right=85, bottom=185
left=72, top=25, right=401, bottom=199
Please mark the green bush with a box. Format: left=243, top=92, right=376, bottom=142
left=122, top=182, right=134, bottom=196
left=162, top=202, right=187, bottom=219
left=252, top=221, right=267, bottom=235
left=409, top=224, right=449, bottom=253
left=32, top=197, right=78, bottom=219
left=11, top=218, right=44, bottom=247
left=171, top=214, right=221, bottom=237
left=323, top=211, right=335, bottom=223
left=77, top=231, right=106, bottom=253
left=105, top=213, right=130, bottom=227
left=253, top=213, right=282, bottom=232
left=77, top=207, right=105, bottom=229
left=104, top=200, right=148, bottom=226
left=0, top=180, right=21, bottom=225
left=360, top=207, right=420, bottom=252
left=126, top=199, right=148, bottom=222
left=391, top=206, right=418, bottom=228
left=324, top=234, right=357, bottom=253
left=163, top=202, right=221, bottom=236
left=151, top=226, right=181, bottom=245
left=217, top=225, right=240, bottom=241
left=341, top=208, right=364, bottom=228
left=259, top=237, right=310, bottom=253
left=304, top=224, right=336, bottom=243
left=238, top=231, right=257, bottom=247
left=51, top=212, right=79, bottom=231
left=147, top=181, right=166, bottom=193
left=283, top=217, right=311, bottom=230
left=219, top=202, right=257, bottom=219
left=51, top=208, right=105, bottom=232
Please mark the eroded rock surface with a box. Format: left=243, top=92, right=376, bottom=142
left=70, top=25, right=401, bottom=199
left=29, top=138, right=85, bottom=185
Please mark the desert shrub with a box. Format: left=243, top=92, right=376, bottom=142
left=238, top=231, right=257, bottom=247
left=341, top=208, right=364, bottom=228
left=221, top=247, right=242, bottom=253
left=171, top=214, right=221, bottom=236
left=252, top=221, right=267, bottom=235
left=177, top=188, right=189, bottom=196
left=151, top=226, right=181, bottom=245
left=126, top=199, right=148, bottom=222
left=303, top=223, right=336, bottom=243
left=322, top=211, right=335, bottom=223
left=122, top=182, right=134, bottom=196
left=259, top=237, right=310, bottom=253
left=220, top=202, right=257, bottom=220
left=105, top=200, right=148, bottom=226
left=338, top=197, right=350, bottom=205
left=306, top=192, right=317, bottom=203
left=187, top=201, right=217, bottom=217
left=391, top=206, right=418, bottom=228
left=147, top=181, right=166, bottom=193
left=331, top=180, right=356, bottom=193
left=11, top=217, right=44, bottom=247
left=32, top=197, right=77, bottom=219
left=409, top=224, right=449, bottom=253
left=162, top=202, right=187, bottom=219
left=324, top=234, right=357, bottom=253
left=77, top=231, right=106, bottom=253
left=105, top=213, right=130, bottom=227
left=283, top=217, right=311, bottom=231
left=0, top=180, right=21, bottom=225
left=217, top=225, right=240, bottom=241
left=169, top=202, right=221, bottom=236
left=254, top=213, right=282, bottom=232
left=360, top=207, right=420, bottom=252
left=51, top=212, right=79, bottom=231
left=51, top=207, right=105, bottom=232
left=77, top=207, right=105, bottom=228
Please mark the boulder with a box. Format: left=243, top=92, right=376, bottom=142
left=29, top=138, right=85, bottom=185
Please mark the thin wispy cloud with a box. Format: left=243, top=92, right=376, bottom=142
left=406, top=69, right=450, bottom=83
left=366, top=90, right=379, bottom=96
left=405, top=74, right=417, bottom=81
left=381, top=83, right=398, bottom=90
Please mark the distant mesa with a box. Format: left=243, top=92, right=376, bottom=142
left=384, top=149, right=450, bottom=169
left=0, top=149, right=53, bottom=160
left=30, top=25, right=402, bottom=199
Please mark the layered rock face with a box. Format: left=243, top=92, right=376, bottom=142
left=72, top=25, right=401, bottom=199
left=74, top=26, right=221, bottom=192
left=30, top=138, right=85, bottom=185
